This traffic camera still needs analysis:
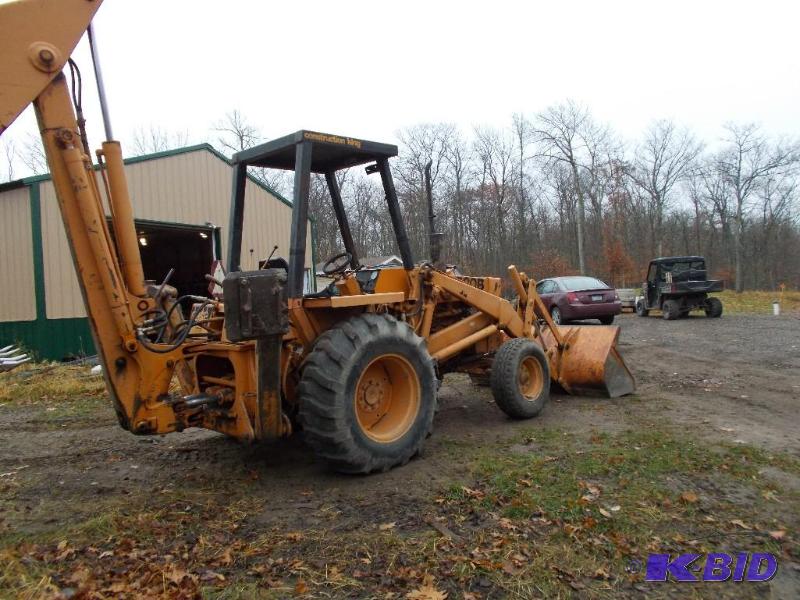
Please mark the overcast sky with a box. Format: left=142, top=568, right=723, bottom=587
left=3, top=0, right=799, bottom=177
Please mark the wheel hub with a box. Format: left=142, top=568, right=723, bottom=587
left=354, top=354, right=421, bottom=443
left=518, top=356, right=544, bottom=400
left=358, top=378, right=387, bottom=412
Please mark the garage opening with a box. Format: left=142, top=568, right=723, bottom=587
left=132, top=220, right=218, bottom=301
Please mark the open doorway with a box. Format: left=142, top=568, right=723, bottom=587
left=133, top=220, right=217, bottom=299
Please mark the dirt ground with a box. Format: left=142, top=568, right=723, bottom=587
left=1, top=312, right=799, bottom=598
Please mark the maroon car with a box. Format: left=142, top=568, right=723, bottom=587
left=535, top=276, right=622, bottom=325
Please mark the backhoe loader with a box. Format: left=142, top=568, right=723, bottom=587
left=0, top=0, right=635, bottom=473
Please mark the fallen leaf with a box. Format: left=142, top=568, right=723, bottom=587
left=166, top=568, right=190, bottom=585
left=406, top=584, right=448, bottom=600
left=286, top=532, right=304, bottom=542
left=379, top=522, right=396, bottom=531
left=730, top=519, right=751, bottom=530
left=769, top=530, right=786, bottom=540
left=294, top=579, right=309, bottom=595
left=219, top=547, right=234, bottom=566
left=680, top=491, right=699, bottom=504
left=569, top=580, right=586, bottom=590
left=598, top=508, right=612, bottom=518
left=502, top=560, right=522, bottom=575
left=593, top=567, right=611, bottom=580
left=497, top=517, right=516, bottom=530
left=461, top=486, right=485, bottom=499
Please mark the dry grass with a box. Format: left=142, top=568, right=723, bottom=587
left=0, top=363, right=106, bottom=405
left=718, top=289, right=800, bottom=315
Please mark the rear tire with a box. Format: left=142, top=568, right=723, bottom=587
left=599, top=315, right=615, bottom=325
left=550, top=306, right=563, bottom=325
left=635, top=299, right=649, bottom=317
left=298, top=313, right=437, bottom=474
left=490, top=338, right=550, bottom=419
left=705, top=297, right=723, bottom=318
left=662, top=299, right=680, bottom=320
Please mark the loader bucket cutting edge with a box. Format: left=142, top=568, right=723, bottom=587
left=544, top=326, right=635, bottom=398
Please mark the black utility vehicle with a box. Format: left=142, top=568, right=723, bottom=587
left=636, top=256, right=723, bottom=320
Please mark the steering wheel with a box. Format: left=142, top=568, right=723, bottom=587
left=323, top=251, right=352, bottom=276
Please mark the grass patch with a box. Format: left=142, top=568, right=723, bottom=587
left=441, top=427, right=799, bottom=595
left=2, top=425, right=797, bottom=598
left=717, top=289, right=800, bottom=314
left=0, top=363, right=106, bottom=405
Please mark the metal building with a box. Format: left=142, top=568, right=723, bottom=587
left=0, top=144, right=315, bottom=360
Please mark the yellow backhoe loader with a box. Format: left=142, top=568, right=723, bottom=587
left=0, top=0, right=635, bottom=473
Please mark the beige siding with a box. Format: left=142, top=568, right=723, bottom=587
left=39, top=148, right=312, bottom=319
left=0, top=187, right=36, bottom=322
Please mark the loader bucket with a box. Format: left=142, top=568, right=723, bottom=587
left=542, top=325, right=635, bottom=398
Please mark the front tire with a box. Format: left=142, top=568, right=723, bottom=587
left=490, top=338, right=550, bottom=419
left=635, top=299, right=649, bottom=317
left=550, top=306, right=563, bottom=325
left=705, top=297, right=723, bottom=318
left=298, top=313, right=437, bottom=474
left=599, top=315, right=615, bottom=325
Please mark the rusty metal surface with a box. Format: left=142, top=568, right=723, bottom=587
left=542, top=325, right=635, bottom=398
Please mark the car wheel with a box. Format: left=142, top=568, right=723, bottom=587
left=635, top=300, right=649, bottom=317
left=599, top=315, right=615, bottom=325
left=550, top=306, right=563, bottom=325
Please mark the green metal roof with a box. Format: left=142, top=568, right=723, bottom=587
left=0, top=142, right=293, bottom=208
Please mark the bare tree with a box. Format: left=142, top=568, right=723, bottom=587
left=213, top=110, right=289, bottom=195
left=627, top=120, right=702, bottom=256
left=395, top=123, right=456, bottom=256
left=131, top=125, right=189, bottom=156
left=474, top=126, right=516, bottom=274
left=2, top=134, right=48, bottom=181
left=441, top=130, right=474, bottom=267
left=532, top=100, right=612, bottom=274
left=213, top=110, right=261, bottom=154
left=1, top=140, right=15, bottom=182
left=712, top=123, right=798, bottom=291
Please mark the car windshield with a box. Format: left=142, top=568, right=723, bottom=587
left=559, top=276, right=608, bottom=291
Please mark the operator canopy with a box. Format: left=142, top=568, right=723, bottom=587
left=233, top=130, right=398, bottom=172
